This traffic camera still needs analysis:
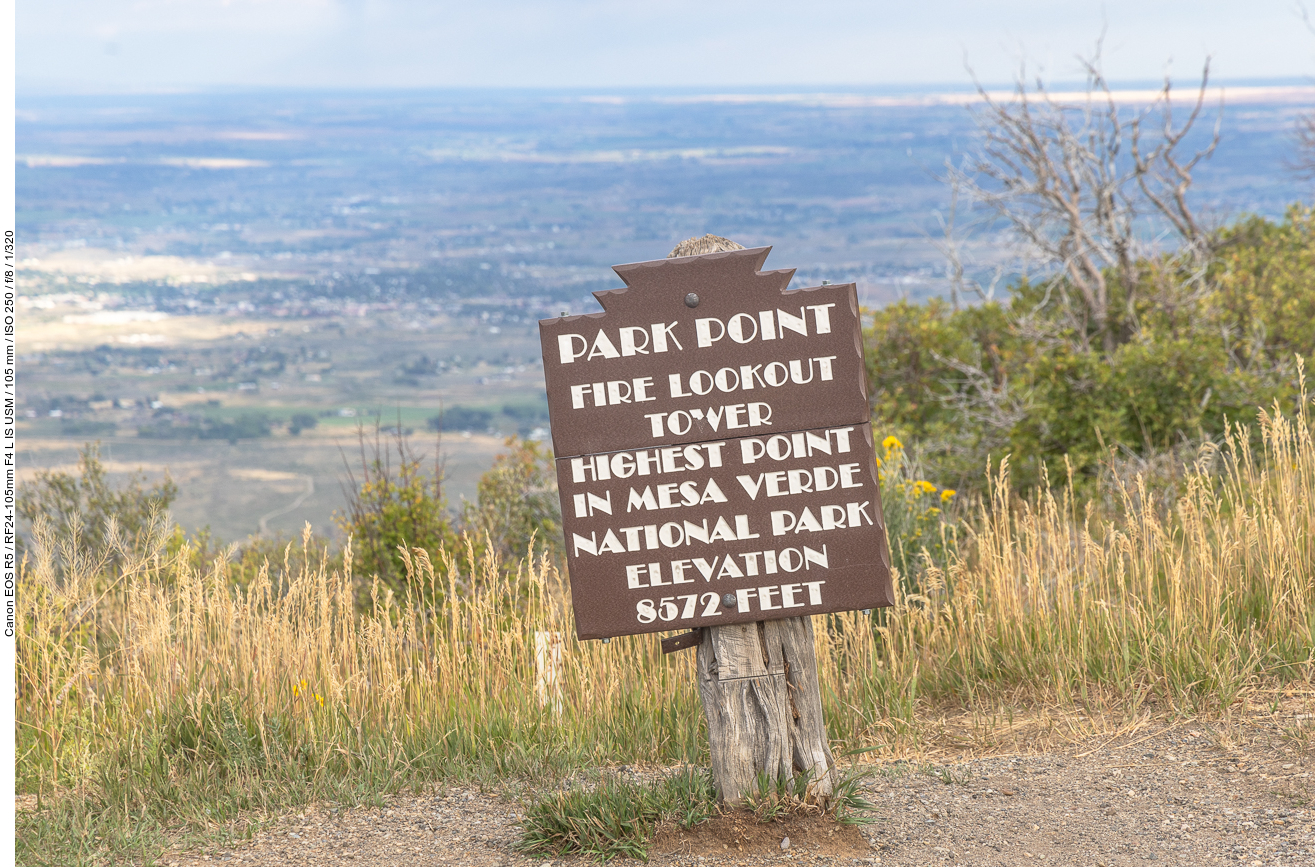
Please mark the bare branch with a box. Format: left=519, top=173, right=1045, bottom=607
left=929, top=162, right=1009, bottom=308
left=1293, top=112, right=1315, bottom=179
left=928, top=350, right=1030, bottom=439
left=1130, top=58, right=1220, bottom=260
left=1299, top=0, right=1315, bottom=35
left=960, top=42, right=1219, bottom=353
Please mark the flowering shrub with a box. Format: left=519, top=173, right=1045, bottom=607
left=874, top=434, right=957, bottom=589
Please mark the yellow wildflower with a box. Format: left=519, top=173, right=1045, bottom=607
left=941, top=489, right=956, bottom=502
left=882, top=435, right=903, bottom=452
left=915, top=480, right=937, bottom=495
left=314, top=693, right=324, bottom=707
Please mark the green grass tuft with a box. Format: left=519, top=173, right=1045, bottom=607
left=516, top=766, right=717, bottom=862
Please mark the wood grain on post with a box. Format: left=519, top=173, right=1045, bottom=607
left=669, top=235, right=838, bottom=807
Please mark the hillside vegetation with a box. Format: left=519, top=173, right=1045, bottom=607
left=867, top=208, right=1315, bottom=494
left=17, top=64, right=1315, bottom=862
left=18, top=359, right=1315, bottom=864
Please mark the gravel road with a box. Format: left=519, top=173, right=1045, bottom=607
left=169, top=720, right=1313, bottom=866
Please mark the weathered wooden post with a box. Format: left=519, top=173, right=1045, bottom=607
left=539, top=235, right=894, bottom=805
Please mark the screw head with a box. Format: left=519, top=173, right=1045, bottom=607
left=721, top=593, right=736, bottom=608
left=685, top=292, right=700, bottom=308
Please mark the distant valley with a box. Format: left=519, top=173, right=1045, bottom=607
left=16, top=85, right=1312, bottom=542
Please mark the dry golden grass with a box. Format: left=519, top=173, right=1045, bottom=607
left=15, top=375, right=1315, bottom=864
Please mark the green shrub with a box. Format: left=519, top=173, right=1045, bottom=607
left=462, top=436, right=560, bottom=564
left=288, top=413, right=318, bottom=435
left=335, top=425, right=460, bottom=591
left=336, top=427, right=559, bottom=589
left=16, top=443, right=177, bottom=574
left=1209, top=206, right=1315, bottom=367
left=137, top=412, right=273, bottom=443
left=427, top=405, right=493, bottom=432
left=864, top=210, right=1314, bottom=494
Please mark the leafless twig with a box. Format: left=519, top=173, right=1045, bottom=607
left=959, top=43, right=1219, bottom=353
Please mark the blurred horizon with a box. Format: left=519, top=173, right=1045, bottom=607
left=18, top=77, right=1315, bottom=99
left=19, top=0, right=1313, bottom=92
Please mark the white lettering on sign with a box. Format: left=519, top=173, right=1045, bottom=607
left=739, top=427, right=853, bottom=463
left=736, top=580, right=825, bottom=613
left=624, top=545, right=828, bottom=591
left=568, top=376, right=658, bottom=408
left=558, top=323, right=684, bottom=364
left=564, top=425, right=874, bottom=568
left=633, top=579, right=827, bottom=623
left=625, top=478, right=729, bottom=511
left=643, top=403, right=773, bottom=438
left=570, top=442, right=727, bottom=484
left=666, top=356, right=837, bottom=399
left=769, top=502, right=874, bottom=536
left=636, top=591, right=723, bottom=623
left=620, top=547, right=825, bottom=594
left=572, top=490, right=614, bottom=518
left=571, top=513, right=762, bottom=557
left=694, top=304, right=835, bottom=348
left=734, top=463, right=865, bottom=500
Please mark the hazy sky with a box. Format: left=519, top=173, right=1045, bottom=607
left=17, top=0, right=1315, bottom=93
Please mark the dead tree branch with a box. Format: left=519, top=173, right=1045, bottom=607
left=959, top=46, right=1219, bottom=353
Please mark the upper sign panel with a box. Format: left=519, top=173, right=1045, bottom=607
left=539, top=247, right=870, bottom=458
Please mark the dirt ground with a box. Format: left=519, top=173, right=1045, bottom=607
left=169, top=719, right=1314, bottom=867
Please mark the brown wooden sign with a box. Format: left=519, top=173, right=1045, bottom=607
left=540, top=247, right=894, bottom=640
left=540, top=247, right=870, bottom=457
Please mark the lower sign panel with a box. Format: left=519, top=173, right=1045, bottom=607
left=557, top=424, right=895, bottom=639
